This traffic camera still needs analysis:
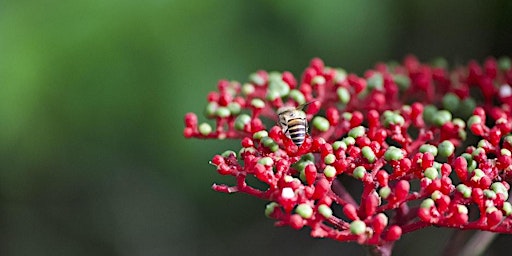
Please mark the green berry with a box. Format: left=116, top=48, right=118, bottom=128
left=332, top=141, right=347, bottom=151
left=311, top=76, right=326, bottom=86
left=348, top=126, right=365, bottom=138
left=393, top=74, right=410, bottom=91
left=483, top=189, right=497, bottom=199
left=367, top=73, right=383, bottom=90
left=289, top=89, right=306, bottom=105
left=503, top=202, right=512, bottom=216
left=215, top=107, right=231, bottom=118
left=258, top=157, right=274, bottom=166
left=457, top=205, right=468, bottom=214
left=296, top=204, right=313, bottom=219
left=350, top=220, right=366, bottom=235
left=422, top=105, right=438, bottom=125
left=379, top=186, right=391, bottom=199
left=419, top=144, right=438, bottom=156
left=253, top=130, right=269, bottom=140
left=251, top=98, right=265, bottom=109
left=456, top=184, right=472, bottom=198
left=334, top=68, right=347, bottom=83
left=242, top=83, right=255, bottom=95
left=420, top=198, right=435, bottom=209
left=424, top=167, right=439, bottom=180
left=205, top=102, right=219, bottom=117
left=342, top=137, right=356, bottom=146
left=199, top=123, right=213, bottom=135
left=384, top=146, right=404, bottom=161
left=312, top=116, right=330, bottom=132
left=249, top=72, right=265, bottom=86
left=265, top=202, right=279, bottom=217
left=324, top=165, right=336, bottom=178
left=324, top=154, right=336, bottom=164
left=318, top=204, right=333, bottom=218
left=353, top=166, right=366, bottom=179
left=221, top=150, right=236, bottom=158
left=438, top=140, right=455, bottom=157
left=467, top=115, right=482, bottom=127
left=498, top=56, right=511, bottom=71
left=442, top=93, right=460, bottom=112
left=337, top=87, right=350, bottom=104
left=227, top=102, right=241, bottom=115
left=361, top=146, right=376, bottom=163
left=234, top=114, right=251, bottom=130
left=432, top=110, right=452, bottom=126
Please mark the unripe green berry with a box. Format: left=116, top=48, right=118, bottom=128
left=486, top=206, right=499, bottom=214
left=367, top=73, right=383, bottom=90
left=483, top=189, right=497, bottom=199
left=467, top=115, right=482, bottom=127
left=258, top=157, right=274, bottom=166
left=420, top=198, right=435, bottom=209
left=379, top=186, right=391, bottom=199
left=289, top=89, right=306, bottom=105
left=442, top=93, right=460, bottom=112
left=265, top=202, right=279, bottom=217
left=498, top=56, right=511, bottom=71
left=342, top=137, right=356, bottom=146
left=253, top=130, right=269, bottom=140
left=251, top=98, right=265, bottom=109
left=333, top=141, right=347, bottom=151
left=422, top=105, right=438, bottom=125
left=242, top=83, right=255, bottom=95
left=384, top=146, right=404, bottom=161
left=199, top=123, right=213, bottom=135
left=324, top=165, right=336, bottom=178
left=424, top=167, right=439, bottom=180
left=234, top=114, right=251, bottom=130
left=312, top=116, right=330, bottom=132
left=296, top=204, right=313, bottom=219
left=361, top=146, right=376, bottom=163
left=458, top=98, right=476, bottom=118
left=393, top=74, right=410, bottom=91
left=503, top=202, right=512, bottom=216
left=431, top=190, right=443, bottom=200
left=221, top=150, right=236, bottom=158
left=348, top=126, right=365, bottom=138
left=318, top=204, right=333, bottom=218
left=266, top=89, right=280, bottom=101
left=337, top=87, right=350, bottom=104
left=249, top=72, right=265, bottom=86
left=438, top=140, right=455, bottom=158
left=457, top=204, right=468, bottom=214
left=334, top=68, right=347, bottom=83
left=432, top=110, right=452, bottom=126
left=350, top=220, right=366, bottom=235
left=311, top=76, right=326, bottom=86
left=227, top=102, right=241, bottom=115
left=205, top=102, right=219, bottom=117
left=353, top=166, right=366, bottom=179
left=456, top=184, right=472, bottom=198
left=324, top=154, right=336, bottom=164
left=419, top=144, right=438, bottom=156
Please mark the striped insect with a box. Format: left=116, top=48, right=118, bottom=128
left=277, top=103, right=311, bottom=146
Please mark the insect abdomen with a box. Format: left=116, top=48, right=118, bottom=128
left=287, top=118, right=307, bottom=146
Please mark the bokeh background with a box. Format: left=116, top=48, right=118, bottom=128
left=2, top=0, right=512, bottom=255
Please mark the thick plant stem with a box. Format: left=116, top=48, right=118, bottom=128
left=366, top=242, right=394, bottom=256
left=458, top=231, right=497, bottom=256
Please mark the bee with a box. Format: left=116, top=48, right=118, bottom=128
left=277, top=103, right=312, bottom=146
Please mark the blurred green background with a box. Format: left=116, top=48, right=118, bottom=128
left=1, top=0, right=512, bottom=255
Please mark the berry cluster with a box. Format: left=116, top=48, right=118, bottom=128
left=183, top=56, right=512, bottom=247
